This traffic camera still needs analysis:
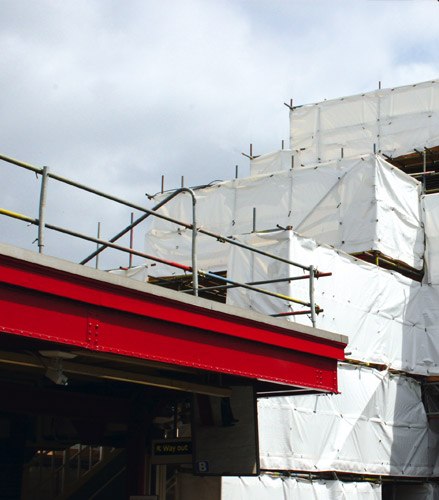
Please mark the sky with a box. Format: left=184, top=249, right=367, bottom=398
left=1, top=0, right=439, bottom=268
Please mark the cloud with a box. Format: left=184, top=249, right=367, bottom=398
left=0, top=0, right=438, bottom=267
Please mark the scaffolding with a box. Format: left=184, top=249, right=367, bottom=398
left=0, top=153, right=330, bottom=326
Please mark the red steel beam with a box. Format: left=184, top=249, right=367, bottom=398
left=0, top=249, right=346, bottom=392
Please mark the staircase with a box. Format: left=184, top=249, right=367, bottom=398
left=21, top=445, right=125, bottom=500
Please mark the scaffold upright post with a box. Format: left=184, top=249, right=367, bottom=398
left=423, top=148, right=427, bottom=194
left=38, top=166, right=49, bottom=254
left=309, top=265, right=317, bottom=328
left=190, top=190, right=198, bottom=296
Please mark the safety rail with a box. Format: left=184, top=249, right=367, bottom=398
left=0, top=153, right=330, bottom=327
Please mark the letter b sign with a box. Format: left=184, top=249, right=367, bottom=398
left=196, top=461, right=209, bottom=473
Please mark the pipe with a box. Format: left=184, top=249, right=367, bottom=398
left=271, top=308, right=323, bottom=317
left=309, top=265, right=317, bottom=327
left=185, top=272, right=332, bottom=294
left=0, top=152, right=194, bottom=232
left=0, top=208, right=36, bottom=224
left=0, top=153, right=41, bottom=174
left=1, top=153, right=310, bottom=277
left=199, top=270, right=313, bottom=308
left=1, top=204, right=323, bottom=315
left=409, top=171, right=435, bottom=177
left=80, top=188, right=196, bottom=265
left=47, top=220, right=193, bottom=272
left=423, top=149, right=427, bottom=194
left=129, top=213, right=134, bottom=268
left=96, top=222, right=101, bottom=269
left=198, top=229, right=310, bottom=272
left=38, top=166, right=49, bottom=254
left=190, top=189, right=198, bottom=296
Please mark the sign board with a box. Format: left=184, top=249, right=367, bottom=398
left=151, top=438, right=192, bottom=464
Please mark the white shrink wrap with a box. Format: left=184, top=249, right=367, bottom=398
left=226, top=230, right=438, bottom=375
left=221, top=475, right=381, bottom=500
left=258, top=363, right=439, bottom=476
left=145, top=154, right=423, bottom=275
left=249, top=149, right=295, bottom=176
left=290, top=80, right=439, bottom=166
left=422, top=193, right=439, bottom=285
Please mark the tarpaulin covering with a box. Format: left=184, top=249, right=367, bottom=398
left=422, top=193, right=439, bottom=285
left=177, top=474, right=381, bottom=500
left=145, top=154, right=423, bottom=275
left=221, top=475, right=381, bottom=500
left=258, top=363, right=439, bottom=476
left=250, top=149, right=295, bottom=176
left=290, top=80, right=439, bottom=166
left=109, top=264, right=148, bottom=282
left=226, top=230, right=439, bottom=375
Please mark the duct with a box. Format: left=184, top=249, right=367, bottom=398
left=257, top=363, right=439, bottom=476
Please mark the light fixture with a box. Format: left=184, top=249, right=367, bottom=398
left=39, top=351, right=77, bottom=386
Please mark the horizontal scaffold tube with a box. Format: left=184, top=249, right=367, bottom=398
left=198, top=270, right=314, bottom=309
left=1, top=153, right=310, bottom=272
left=0, top=208, right=192, bottom=273
left=0, top=206, right=320, bottom=310
left=80, top=187, right=197, bottom=265
left=186, top=272, right=332, bottom=294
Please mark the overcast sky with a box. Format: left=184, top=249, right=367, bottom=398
left=1, top=0, right=438, bottom=268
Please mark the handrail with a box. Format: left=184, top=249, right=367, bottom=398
left=80, top=187, right=199, bottom=296
left=21, top=445, right=115, bottom=500
left=0, top=153, right=311, bottom=273
left=0, top=153, right=330, bottom=326
left=0, top=206, right=316, bottom=310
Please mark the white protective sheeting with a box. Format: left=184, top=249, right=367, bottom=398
left=108, top=264, right=148, bottom=282
left=221, top=475, right=381, bottom=500
left=145, top=154, right=423, bottom=276
left=290, top=80, right=439, bottom=166
left=258, top=363, right=439, bottom=476
left=249, top=149, right=295, bottom=176
left=226, top=230, right=439, bottom=375
left=422, top=193, right=439, bottom=285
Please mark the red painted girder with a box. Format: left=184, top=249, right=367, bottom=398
left=0, top=254, right=345, bottom=360
left=0, top=286, right=338, bottom=391
left=0, top=252, right=346, bottom=392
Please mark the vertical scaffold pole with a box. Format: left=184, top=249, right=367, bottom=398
left=309, top=265, right=316, bottom=328
left=96, top=222, right=101, bottom=269
left=423, top=149, right=427, bottom=194
left=190, top=191, right=198, bottom=296
left=129, top=212, right=134, bottom=268
left=38, top=166, right=49, bottom=254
